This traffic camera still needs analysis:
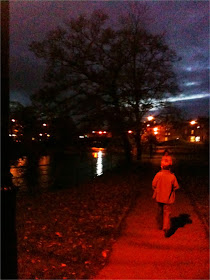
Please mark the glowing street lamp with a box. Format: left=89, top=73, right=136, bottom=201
left=11, top=119, right=15, bottom=122
left=128, top=130, right=133, bottom=134
left=43, top=123, right=47, bottom=127
left=190, top=120, right=196, bottom=125
left=147, top=116, right=154, bottom=121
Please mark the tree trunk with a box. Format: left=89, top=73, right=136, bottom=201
left=122, top=131, right=132, bottom=162
left=110, top=84, right=132, bottom=162
left=135, top=128, right=142, bottom=160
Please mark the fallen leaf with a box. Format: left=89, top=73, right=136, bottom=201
left=102, top=250, right=107, bottom=258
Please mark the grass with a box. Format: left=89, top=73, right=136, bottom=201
left=16, top=167, right=140, bottom=279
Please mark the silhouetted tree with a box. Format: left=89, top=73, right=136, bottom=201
left=157, top=103, right=185, bottom=135
left=29, top=4, right=180, bottom=160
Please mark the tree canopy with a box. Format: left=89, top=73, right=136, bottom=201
left=29, top=5, right=180, bottom=160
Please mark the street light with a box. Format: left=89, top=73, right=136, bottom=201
left=147, top=116, right=154, bottom=121
left=190, top=120, right=196, bottom=125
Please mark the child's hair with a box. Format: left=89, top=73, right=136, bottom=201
left=163, top=149, right=169, bottom=155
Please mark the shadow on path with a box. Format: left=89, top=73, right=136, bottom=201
left=166, top=213, right=193, bottom=238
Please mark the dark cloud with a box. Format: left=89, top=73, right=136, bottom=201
left=10, top=1, right=209, bottom=118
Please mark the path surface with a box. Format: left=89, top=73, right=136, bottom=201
left=95, top=167, right=209, bottom=279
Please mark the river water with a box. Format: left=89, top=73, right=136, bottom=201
left=10, top=147, right=123, bottom=195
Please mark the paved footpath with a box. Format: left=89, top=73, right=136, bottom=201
left=95, top=168, right=209, bottom=279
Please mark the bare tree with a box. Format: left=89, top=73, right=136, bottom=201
left=29, top=6, right=180, bottom=160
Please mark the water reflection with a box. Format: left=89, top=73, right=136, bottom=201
left=91, top=147, right=105, bottom=176
left=96, top=150, right=103, bottom=176
left=10, top=148, right=120, bottom=195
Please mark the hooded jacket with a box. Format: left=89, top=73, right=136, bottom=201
left=152, top=170, right=179, bottom=204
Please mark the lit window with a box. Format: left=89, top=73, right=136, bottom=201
left=92, top=131, right=95, bottom=133
left=154, top=132, right=158, bottom=135
left=191, top=130, right=194, bottom=135
left=147, top=124, right=150, bottom=127
left=190, top=120, right=196, bottom=125
left=43, top=123, right=47, bottom=127
left=32, top=137, right=35, bottom=141
left=47, top=134, right=50, bottom=137
left=39, top=133, right=43, bottom=136
left=103, top=131, right=107, bottom=134
left=128, top=130, right=133, bottom=134
left=79, top=136, right=84, bottom=138
left=165, top=137, right=168, bottom=141
left=195, top=136, right=200, bottom=142
left=11, top=119, right=15, bottom=122
left=98, top=131, right=103, bottom=134
left=190, top=136, right=195, bottom=142
left=197, top=126, right=200, bottom=128
left=153, top=127, right=158, bottom=132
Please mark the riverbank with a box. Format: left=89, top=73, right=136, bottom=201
left=16, top=153, right=209, bottom=279
left=16, top=165, right=142, bottom=279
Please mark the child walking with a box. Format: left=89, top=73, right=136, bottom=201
left=152, top=164, right=179, bottom=237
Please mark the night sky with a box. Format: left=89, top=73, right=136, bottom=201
left=10, top=1, right=209, bottom=119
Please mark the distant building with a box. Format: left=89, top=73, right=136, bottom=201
left=183, top=117, right=209, bottom=143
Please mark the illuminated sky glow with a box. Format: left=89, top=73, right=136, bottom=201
left=167, top=93, right=210, bottom=102
left=10, top=1, right=209, bottom=118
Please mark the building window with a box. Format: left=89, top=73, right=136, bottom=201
left=190, top=136, right=195, bottom=142
left=191, top=130, right=194, bottom=135
left=165, top=137, right=168, bottom=141
left=195, top=136, right=200, bottom=142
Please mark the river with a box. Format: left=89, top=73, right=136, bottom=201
left=10, top=147, right=123, bottom=196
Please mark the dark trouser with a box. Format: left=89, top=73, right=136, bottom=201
left=157, top=203, right=171, bottom=230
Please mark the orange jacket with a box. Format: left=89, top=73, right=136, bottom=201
left=152, top=170, right=179, bottom=204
